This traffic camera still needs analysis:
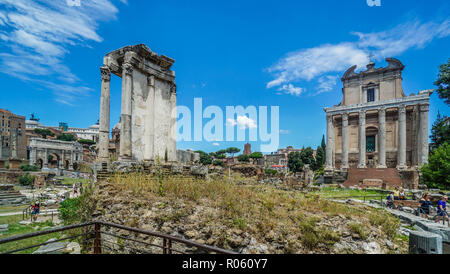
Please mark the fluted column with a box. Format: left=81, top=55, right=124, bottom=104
left=419, top=104, right=430, bottom=165
left=325, top=114, right=334, bottom=170
left=397, top=105, right=407, bottom=169
left=98, top=66, right=111, bottom=163
left=341, top=113, right=349, bottom=169
left=377, top=107, right=387, bottom=168
left=358, top=110, right=366, bottom=168
left=119, top=62, right=133, bottom=160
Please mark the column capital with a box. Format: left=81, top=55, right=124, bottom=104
left=359, top=110, right=366, bottom=120
left=100, top=66, right=111, bottom=82
left=123, top=62, right=133, bottom=76
left=147, top=75, right=155, bottom=87
left=342, top=112, right=349, bottom=121
left=326, top=114, right=333, bottom=123
left=378, top=107, right=386, bottom=114
left=419, top=103, right=430, bottom=112
left=398, top=104, right=406, bottom=114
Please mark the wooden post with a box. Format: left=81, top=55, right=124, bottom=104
left=163, top=238, right=167, bottom=254
left=94, top=223, right=102, bottom=254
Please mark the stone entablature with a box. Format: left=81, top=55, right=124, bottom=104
left=29, top=138, right=83, bottom=170
left=324, top=59, right=432, bottom=171
left=98, top=44, right=177, bottom=165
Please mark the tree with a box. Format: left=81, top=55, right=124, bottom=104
left=430, top=111, right=450, bottom=151
left=434, top=58, right=450, bottom=105
left=213, top=159, right=225, bottom=167
left=314, top=146, right=325, bottom=171
left=321, top=135, right=326, bottom=151
left=300, top=147, right=315, bottom=167
left=288, top=152, right=304, bottom=173
left=57, top=134, right=76, bottom=142
left=78, top=139, right=96, bottom=145
left=237, top=154, right=250, bottom=163
left=226, top=147, right=240, bottom=157
left=420, top=142, right=450, bottom=190
left=34, top=128, right=55, bottom=139
left=195, top=150, right=213, bottom=165
left=249, top=152, right=263, bottom=159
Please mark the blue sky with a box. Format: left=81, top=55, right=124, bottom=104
left=0, top=0, right=449, bottom=153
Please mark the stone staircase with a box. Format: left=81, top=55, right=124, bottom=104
left=343, top=168, right=402, bottom=188
left=0, top=191, right=29, bottom=206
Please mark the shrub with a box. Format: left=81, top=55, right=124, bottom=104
left=59, top=198, right=81, bottom=225
left=18, top=173, right=35, bottom=186
left=237, top=154, right=250, bottom=163
left=57, top=134, right=76, bottom=142
left=265, top=168, right=278, bottom=176
left=78, top=139, right=96, bottom=145
left=20, top=164, right=39, bottom=172
left=213, top=159, right=225, bottom=167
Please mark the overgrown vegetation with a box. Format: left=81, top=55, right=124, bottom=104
left=18, top=173, right=35, bottom=186
left=103, top=173, right=406, bottom=253
left=58, top=183, right=94, bottom=225
left=19, top=164, right=39, bottom=172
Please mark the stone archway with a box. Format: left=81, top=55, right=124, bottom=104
left=47, top=152, right=60, bottom=168
left=37, top=159, right=43, bottom=169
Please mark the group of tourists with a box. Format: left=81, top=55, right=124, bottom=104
left=385, top=188, right=449, bottom=225
left=386, top=187, right=407, bottom=208
left=418, top=193, right=448, bottom=224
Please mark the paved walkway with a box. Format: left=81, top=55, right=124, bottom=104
left=0, top=209, right=58, bottom=217
left=331, top=198, right=450, bottom=243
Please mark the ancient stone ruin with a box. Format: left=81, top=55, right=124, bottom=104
left=98, top=44, right=177, bottom=166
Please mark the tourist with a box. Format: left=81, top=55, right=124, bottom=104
left=31, top=201, right=40, bottom=222
left=393, top=187, right=400, bottom=200
left=418, top=192, right=432, bottom=219
left=399, top=188, right=406, bottom=200
left=435, top=196, right=449, bottom=224
left=386, top=192, right=395, bottom=208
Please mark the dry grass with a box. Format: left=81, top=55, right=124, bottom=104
left=106, top=172, right=405, bottom=252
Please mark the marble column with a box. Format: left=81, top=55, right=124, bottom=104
left=341, top=113, right=349, bottom=169
left=30, top=147, right=37, bottom=166
left=119, top=62, right=133, bottom=160
left=377, top=107, right=387, bottom=168
left=43, top=148, right=48, bottom=168
left=358, top=110, right=366, bottom=168
left=69, top=151, right=74, bottom=171
left=60, top=150, right=65, bottom=169
left=397, top=105, right=407, bottom=169
left=98, top=66, right=111, bottom=162
left=419, top=104, right=430, bottom=165
left=325, top=114, right=334, bottom=170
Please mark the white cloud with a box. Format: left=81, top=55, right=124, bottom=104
left=0, top=0, right=125, bottom=104
left=227, top=115, right=257, bottom=129
left=212, top=142, right=220, bottom=146
left=267, top=19, right=450, bottom=96
left=277, top=84, right=304, bottom=96
left=280, top=129, right=290, bottom=135
left=317, top=75, right=339, bottom=94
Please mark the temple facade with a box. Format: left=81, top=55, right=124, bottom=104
left=98, top=44, right=177, bottom=164
left=324, top=58, right=432, bottom=172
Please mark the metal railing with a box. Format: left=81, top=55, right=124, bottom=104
left=0, top=221, right=237, bottom=254
left=326, top=195, right=387, bottom=207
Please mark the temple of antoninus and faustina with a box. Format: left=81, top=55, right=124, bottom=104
left=97, top=44, right=177, bottom=165
left=323, top=58, right=432, bottom=187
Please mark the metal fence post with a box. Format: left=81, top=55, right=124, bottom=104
left=163, top=238, right=167, bottom=254
left=168, top=239, right=172, bottom=254
left=94, top=223, right=102, bottom=254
